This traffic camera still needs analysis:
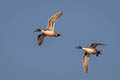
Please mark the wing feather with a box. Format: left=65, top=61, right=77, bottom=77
left=47, top=11, right=63, bottom=30
left=82, top=53, right=90, bottom=73
left=90, top=43, right=104, bottom=48
left=37, top=34, right=46, bottom=46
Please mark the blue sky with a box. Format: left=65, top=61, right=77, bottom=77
left=0, top=0, right=120, bottom=80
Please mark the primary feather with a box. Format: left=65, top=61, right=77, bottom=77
left=37, top=34, right=46, bottom=46
left=47, top=11, right=63, bottom=30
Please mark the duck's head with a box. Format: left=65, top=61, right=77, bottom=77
left=34, top=28, right=41, bottom=32
left=75, top=45, right=82, bottom=49
left=56, top=33, right=61, bottom=37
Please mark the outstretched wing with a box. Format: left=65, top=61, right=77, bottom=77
left=37, top=34, right=46, bottom=46
left=47, top=11, right=63, bottom=30
left=82, top=52, right=90, bottom=73
left=90, top=43, right=104, bottom=48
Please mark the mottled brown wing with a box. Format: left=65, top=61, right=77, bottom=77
left=47, top=11, right=63, bottom=30
left=82, top=53, right=90, bottom=73
left=37, top=34, right=46, bottom=46
left=90, top=43, right=104, bottom=48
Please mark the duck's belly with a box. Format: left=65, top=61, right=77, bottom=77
left=42, top=30, right=56, bottom=36
left=82, top=48, right=96, bottom=53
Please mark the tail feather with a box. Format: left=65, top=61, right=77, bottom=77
left=96, top=51, right=102, bottom=57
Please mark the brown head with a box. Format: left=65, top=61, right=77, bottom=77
left=55, top=33, right=61, bottom=37
left=75, top=45, right=82, bottom=49
left=34, top=28, right=41, bottom=32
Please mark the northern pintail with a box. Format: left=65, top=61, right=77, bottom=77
left=76, top=43, right=104, bottom=73
left=34, top=11, right=63, bottom=46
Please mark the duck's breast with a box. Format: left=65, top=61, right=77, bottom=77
left=82, top=48, right=96, bottom=53
left=42, top=30, right=56, bottom=36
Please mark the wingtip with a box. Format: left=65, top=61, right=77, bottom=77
left=59, top=11, right=63, bottom=14
left=60, top=11, right=63, bottom=12
left=85, top=71, right=88, bottom=74
left=103, top=44, right=107, bottom=46
left=84, top=67, right=88, bottom=74
left=61, top=11, right=63, bottom=13
left=38, top=43, right=41, bottom=46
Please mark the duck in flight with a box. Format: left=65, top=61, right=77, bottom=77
left=76, top=43, right=105, bottom=73
left=34, top=11, right=63, bottom=46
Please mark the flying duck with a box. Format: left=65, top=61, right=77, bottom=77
left=76, top=43, right=104, bottom=73
left=34, top=11, right=63, bottom=46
